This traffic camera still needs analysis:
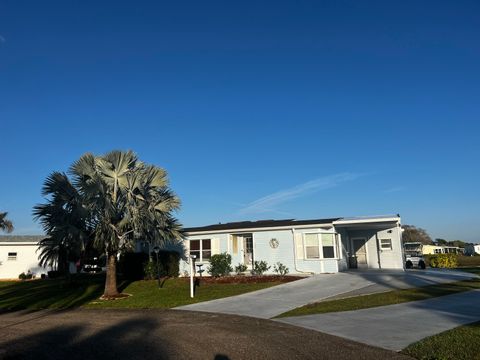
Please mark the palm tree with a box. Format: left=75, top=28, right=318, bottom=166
left=0, top=212, right=14, bottom=233
left=70, top=150, right=183, bottom=298
left=33, top=172, right=91, bottom=274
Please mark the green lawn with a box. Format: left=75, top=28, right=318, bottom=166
left=86, top=277, right=283, bottom=309
left=0, top=275, right=283, bottom=310
left=275, top=278, right=480, bottom=318
left=402, top=321, right=480, bottom=360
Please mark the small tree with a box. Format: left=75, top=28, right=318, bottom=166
left=234, top=263, right=248, bottom=275
left=252, top=260, right=270, bottom=275
left=207, top=253, right=233, bottom=277
left=273, top=262, right=289, bottom=276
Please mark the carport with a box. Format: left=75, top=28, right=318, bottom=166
left=333, top=216, right=404, bottom=270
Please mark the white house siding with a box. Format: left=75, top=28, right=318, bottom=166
left=0, top=243, right=48, bottom=279
left=180, top=217, right=403, bottom=275
left=251, top=230, right=296, bottom=274
left=181, top=227, right=344, bottom=275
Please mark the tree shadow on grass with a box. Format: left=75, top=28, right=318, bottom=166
left=0, top=275, right=133, bottom=311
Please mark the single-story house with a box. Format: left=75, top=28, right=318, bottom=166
left=465, top=244, right=480, bottom=256
left=422, top=244, right=464, bottom=255
left=0, top=235, right=50, bottom=279
left=180, top=215, right=404, bottom=275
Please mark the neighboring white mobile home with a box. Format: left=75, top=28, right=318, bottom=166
left=0, top=236, right=49, bottom=279
left=180, top=215, right=404, bottom=275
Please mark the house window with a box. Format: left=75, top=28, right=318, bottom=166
left=305, top=234, right=320, bottom=259
left=434, top=249, right=442, bottom=254
left=380, top=239, right=392, bottom=251
left=304, top=233, right=337, bottom=259
left=322, top=234, right=335, bottom=258
left=190, top=239, right=211, bottom=261
left=7, top=252, right=17, bottom=261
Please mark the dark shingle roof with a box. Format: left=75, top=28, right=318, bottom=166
left=184, top=218, right=340, bottom=233
left=0, top=235, right=45, bottom=243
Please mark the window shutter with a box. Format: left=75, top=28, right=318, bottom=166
left=211, top=238, right=220, bottom=255
left=232, top=235, right=238, bottom=255
left=295, top=233, right=304, bottom=260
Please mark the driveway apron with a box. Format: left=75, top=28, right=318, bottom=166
left=175, top=269, right=476, bottom=319
left=175, top=273, right=375, bottom=318
left=278, top=289, right=480, bottom=351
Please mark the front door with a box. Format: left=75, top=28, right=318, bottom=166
left=352, top=238, right=368, bottom=268
left=243, top=235, right=253, bottom=267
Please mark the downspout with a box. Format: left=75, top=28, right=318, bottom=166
left=375, top=233, right=382, bottom=269
left=292, top=228, right=314, bottom=275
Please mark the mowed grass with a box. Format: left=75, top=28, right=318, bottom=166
left=86, top=278, right=282, bottom=309
left=276, top=278, right=480, bottom=318
left=402, top=321, right=480, bottom=360
left=0, top=275, right=105, bottom=310
left=0, top=275, right=282, bottom=310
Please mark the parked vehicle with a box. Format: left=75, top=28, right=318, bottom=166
left=404, top=242, right=426, bottom=269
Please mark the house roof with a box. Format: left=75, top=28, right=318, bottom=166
left=184, top=215, right=401, bottom=234
left=184, top=218, right=341, bottom=233
left=0, top=235, right=45, bottom=243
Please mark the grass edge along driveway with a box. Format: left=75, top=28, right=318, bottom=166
left=402, top=320, right=480, bottom=360
left=276, top=278, right=480, bottom=318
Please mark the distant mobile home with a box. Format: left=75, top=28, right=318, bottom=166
left=0, top=236, right=50, bottom=279
left=180, top=215, right=404, bottom=275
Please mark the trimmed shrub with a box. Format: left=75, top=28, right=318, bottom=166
left=207, top=253, right=233, bottom=277
left=18, top=272, right=33, bottom=280
left=252, top=260, right=271, bottom=275
left=234, top=263, right=248, bottom=275
left=118, top=252, right=149, bottom=280
left=119, top=251, right=180, bottom=280
left=273, top=262, right=289, bottom=276
left=426, top=253, right=458, bottom=268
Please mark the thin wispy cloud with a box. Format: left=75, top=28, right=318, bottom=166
left=383, top=186, right=405, bottom=193
left=0, top=35, right=5, bottom=43
left=238, top=172, right=362, bottom=215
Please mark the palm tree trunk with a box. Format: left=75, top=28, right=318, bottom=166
left=104, top=253, right=119, bottom=297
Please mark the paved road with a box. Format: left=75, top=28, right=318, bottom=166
left=176, top=269, right=476, bottom=318
left=278, top=289, right=480, bottom=351
left=0, top=309, right=412, bottom=360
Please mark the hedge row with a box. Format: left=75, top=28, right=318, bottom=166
left=118, top=251, right=180, bottom=280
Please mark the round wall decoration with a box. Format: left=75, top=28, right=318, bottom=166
left=269, top=238, right=279, bottom=249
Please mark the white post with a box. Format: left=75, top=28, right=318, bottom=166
left=190, top=257, right=194, bottom=298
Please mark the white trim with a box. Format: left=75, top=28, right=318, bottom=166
left=333, top=217, right=400, bottom=225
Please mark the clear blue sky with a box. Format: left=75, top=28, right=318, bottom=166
left=1, top=1, right=479, bottom=241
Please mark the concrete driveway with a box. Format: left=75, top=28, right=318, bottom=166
left=176, top=269, right=476, bottom=319
left=278, top=289, right=480, bottom=351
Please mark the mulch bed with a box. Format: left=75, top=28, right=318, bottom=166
left=180, top=275, right=306, bottom=284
